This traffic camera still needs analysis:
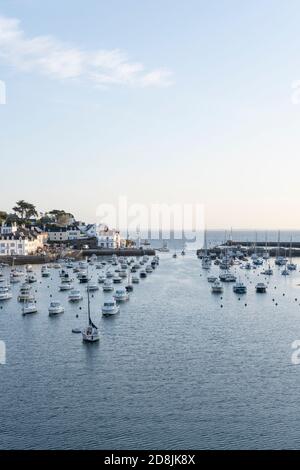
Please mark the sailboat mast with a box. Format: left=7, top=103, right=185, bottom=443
left=87, top=267, right=91, bottom=324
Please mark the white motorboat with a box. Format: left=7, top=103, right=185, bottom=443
left=78, top=271, right=89, bottom=283
left=10, top=268, right=24, bottom=278
left=26, top=264, right=33, bottom=272
left=113, top=274, right=122, bottom=284
left=25, top=274, right=37, bottom=284
left=106, top=270, right=114, bottom=278
left=22, top=301, right=38, bottom=315
left=139, top=269, right=147, bottom=278
left=87, top=283, right=99, bottom=292
left=119, top=269, right=128, bottom=278
left=202, top=256, right=212, bottom=270
left=211, top=280, right=224, bottom=294
left=61, top=273, right=73, bottom=283
left=0, top=285, right=12, bottom=301
left=262, top=267, right=273, bottom=275
left=9, top=273, right=21, bottom=284
left=41, top=266, right=51, bottom=277
left=219, top=272, right=237, bottom=282
left=98, top=273, right=106, bottom=283
left=256, top=282, right=267, bottom=293
left=114, top=287, right=129, bottom=302
left=18, top=284, right=34, bottom=302
left=68, top=289, right=83, bottom=302
left=233, top=282, right=247, bottom=294
left=132, top=276, right=140, bottom=284
left=59, top=281, right=73, bottom=291
left=281, top=268, right=290, bottom=276
left=53, top=263, right=62, bottom=269
left=49, top=301, right=64, bottom=315
left=102, top=298, right=120, bottom=316
left=103, top=279, right=114, bottom=292
left=275, top=256, right=287, bottom=266
left=207, top=275, right=218, bottom=283
left=145, top=265, right=153, bottom=274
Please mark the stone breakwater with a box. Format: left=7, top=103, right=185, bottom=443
left=0, top=254, right=57, bottom=265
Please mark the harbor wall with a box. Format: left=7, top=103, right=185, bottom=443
left=81, top=248, right=156, bottom=257
left=0, top=254, right=57, bottom=265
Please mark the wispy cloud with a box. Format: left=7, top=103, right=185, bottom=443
left=0, top=15, right=173, bottom=88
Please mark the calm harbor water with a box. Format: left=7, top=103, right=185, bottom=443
left=1, top=252, right=300, bottom=449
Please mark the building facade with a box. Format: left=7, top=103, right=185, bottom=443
left=0, top=222, right=46, bottom=255
left=46, top=225, right=82, bottom=242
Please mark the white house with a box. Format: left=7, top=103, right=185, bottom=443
left=0, top=222, right=46, bottom=256
left=78, top=223, right=123, bottom=248
left=47, top=225, right=82, bottom=242
left=97, top=228, right=123, bottom=249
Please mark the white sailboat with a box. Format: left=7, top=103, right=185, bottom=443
left=287, top=236, right=297, bottom=271
left=275, top=231, right=287, bottom=266
left=201, top=229, right=211, bottom=269
left=82, top=276, right=100, bottom=342
left=263, top=232, right=270, bottom=260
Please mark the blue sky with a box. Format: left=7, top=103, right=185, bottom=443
left=1, top=0, right=300, bottom=228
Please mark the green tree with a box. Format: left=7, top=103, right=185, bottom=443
left=48, top=210, right=74, bottom=226
left=0, top=211, right=7, bottom=224
left=13, top=200, right=38, bottom=221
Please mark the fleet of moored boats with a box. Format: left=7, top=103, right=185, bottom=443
left=196, top=245, right=298, bottom=296
left=0, top=253, right=160, bottom=343
left=1, top=244, right=299, bottom=341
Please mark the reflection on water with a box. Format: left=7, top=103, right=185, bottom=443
left=1, top=252, right=300, bottom=449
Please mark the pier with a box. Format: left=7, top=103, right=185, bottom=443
left=81, top=248, right=156, bottom=257
left=197, top=240, right=300, bottom=258
left=0, top=254, right=57, bottom=266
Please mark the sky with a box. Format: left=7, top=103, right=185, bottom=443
left=0, top=0, right=300, bottom=229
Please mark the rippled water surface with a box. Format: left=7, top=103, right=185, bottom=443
left=1, top=253, right=300, bottom=449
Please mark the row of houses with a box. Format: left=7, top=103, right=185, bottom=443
left=0, top=221, right=124, bottom=256
left=47, top=224, right=123, bottom=248
left=0, top=222, right=47, bottom=256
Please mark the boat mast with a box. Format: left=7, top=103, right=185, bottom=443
left=277, top=230, right=280, bottom=257
left=87, top=267, right=91, bottom=325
